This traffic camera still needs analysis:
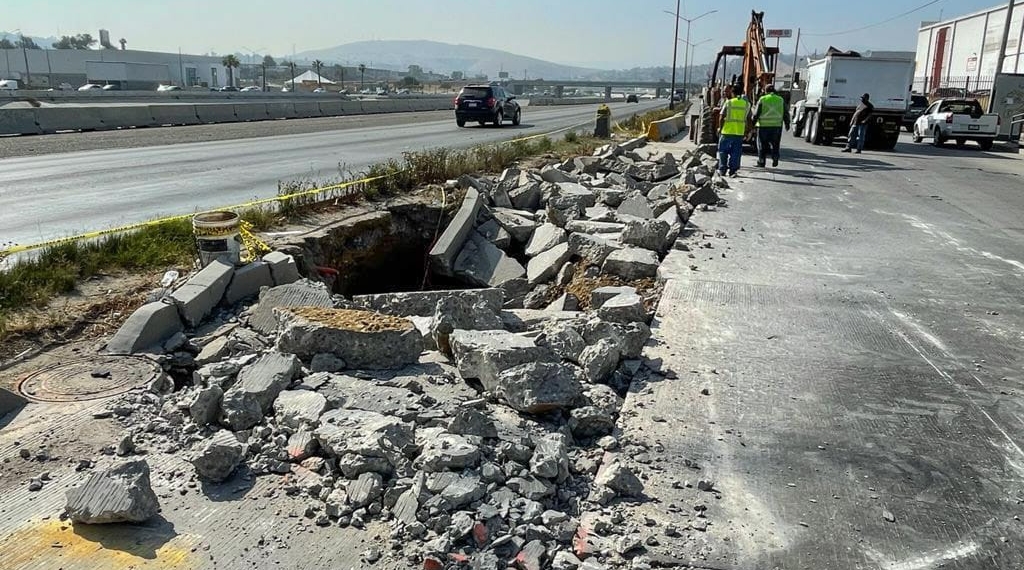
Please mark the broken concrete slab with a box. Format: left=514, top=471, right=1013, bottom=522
left=593, top=461, right=644, bottom=498
left=598, top=188, right=625, bottom=207
left=221, top=352, right=301, bottom=430
left=569, top=406, right=616, bottom=438
left=447, top=408, right=498, bottom=438
left=549, top=183, right=597, bottom=212
left=525, top=223, right=568, bottom=258
left=477, top=219, right=512, bottom=250
left=687, top=184, right=720, bottom=206
left=578, top=339, right=621, bottom=383
left=189, top=385, right=223, bottom=426
left=621, top=219, right=672, bottom=252
left=583, top=320, right=651, bottom=359
left=0, top=387, right=28, bottom=419
left=223, top=261, right=274, bottom=306
left=432, top=295, right=504, bottom=357
left=565, top=220, right=625, bottom=235
left=348, top=472, right=384, bottom=508
left=263, top=251, right=301, bottom=286
left=249, top=280, right=334, bottom=335
left=430, top=188, right=483, bottom=276
left=545, top=293, right=580, bottom=312
left=351, top=288, right=505, bottom=317
left=590, top=286, right=637, bottom=309
left=616, top=194, right=655, bottom=219
left=492, top=208, right=539, bottom=242
left=568, top=233, right=620, bottom=266
left=540, top=165, right=577, bottom=184
left=274, top=390, right=328, bottom=429
left=105, top=301, right=184, bottom=355
left=64, top=460, right=160, bottom=524
left=276, top=307, right=423, bottom=369
left=500, top=309, right=587, bottom=333
left=449, top=330, right=557, bottom=392
left=418, top=433, right=482, bottom=472
left=657, top=205, right=682, bottom=246
left=602, top=248, right=660, bottom=280
left=535, top=321, right=586, bottom=363
left=311, top=374, right=425, bottom=421
left=527, top=243, right=572, bottom=285
left=597, top=292, right=647, bottom=324
left=314, top=408, right=416, bottom=463
left=509, top=181, right=542, bottom=211
left=192, top=430, right=246, bottom=482
left=454, top=233, right=527, bottom=288
left=530, top=433, right=570, bottom=481
left=494, top=362, right=584, bottom=414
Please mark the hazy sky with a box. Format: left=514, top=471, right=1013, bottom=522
left=3, top=0, right=1008, bottom=68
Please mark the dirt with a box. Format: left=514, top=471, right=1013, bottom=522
left=0, top=269, right=167, bottom=367
left=563, top=267, right=662, bottom=311
left=288, top=307, right=414, bottom=332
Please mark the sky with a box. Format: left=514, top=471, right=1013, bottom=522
left=2, top=0, right=1011, bottom=69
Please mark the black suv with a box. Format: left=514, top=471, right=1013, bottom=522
left=902, top=94, right=929, bottom=132
left=455, top=84, right=521, bottom=127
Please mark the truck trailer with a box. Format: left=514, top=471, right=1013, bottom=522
left=796, top=53, right=914, bottom=150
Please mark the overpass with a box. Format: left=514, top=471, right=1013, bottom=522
left=504, top=79, right=673, bottom=99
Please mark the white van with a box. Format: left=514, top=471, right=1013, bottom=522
left=0, top=79, right=18, bottom=91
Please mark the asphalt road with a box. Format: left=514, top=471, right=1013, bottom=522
left=0, top=100, right=662, bottom=249
left=620, top=134, right=1024, bottom=568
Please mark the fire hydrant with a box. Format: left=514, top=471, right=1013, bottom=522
left=595, top=105, right=611, bottom=138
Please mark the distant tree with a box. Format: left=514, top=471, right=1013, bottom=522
left=312, top=59, right=324, bottom=88
left=263, top=54, right=276, bottom=67
left=358, top=63, right=367, bottom=89
left=401, top=76, right=419, bottom=87
left=16, top=36, right=41, bottom=50
left=407, top=64, right=423, bottom=77
left=52, top=33, right=97, bottom=50
left=222, top=54, right=241, bottom=87
left=0, top=38, right=14, bottom=49
left=278, top=59, right=292, bottom=67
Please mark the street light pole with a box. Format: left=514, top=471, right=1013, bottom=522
left=990, top=0, right=1017, bottom=113
left=665, top=9, right=718, bottom=103
left=668, top=0, right=681, bottom=110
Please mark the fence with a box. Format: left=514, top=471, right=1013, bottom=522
left=913, top=75, right=995, bottom=99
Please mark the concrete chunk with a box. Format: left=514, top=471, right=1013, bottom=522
left=171, top=259, right=235, bottom=328
left=192, top=430, right=246, bottom=482
left=224, top=261, right=274, bottom=305
left=449, top=330, right=557, bottom=392
left=591, top=286, right=637, bottom=309
left=565, top=220, right=624, bottom=234
left=276, top=307, right=423, bottom=369
left=510, top=181, right=541, bottom=210
left=527, top=243, right=572, bottom=285
left=105, top=301, right=183, bottom=355
left=314, top=408, right=416, bottom=462
left=249, top=280, right=334, bottom=335
left=263, top=251, right=301, bottom=285
left=477, top=219, right=511, bottom=250
left=454, top=233, right=526, bottom=288
left=540, top=165, right=577, bottom=183
left=273, top=390, right=328, bottom=429
left=597, top=292, right=647, bottom=323
left=495, top=362, right=584, bottom=414
left=568, top=233, right=619, bottom=266
left=64, top=460, right=159, bottom=524
left=351, top=288, right=504, bottom=317
left=549, top=183, right=597, bottom=212
left=602, top=248, right=660, bottom=280
left=430, top=188, right=483, bottom=276
left=418, top=433, right=482, bottom=472
left=221, top=352, right=301, bottom=430
left=492, top=208, right=539, bottom=242
left=525, top=223, right=568, bottom=258
left=616, top=194, right=654, bottom=219
left=621, top=218, right=672, bottom=252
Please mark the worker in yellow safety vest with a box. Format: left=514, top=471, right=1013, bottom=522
left=753, top=85, right=791, bottom=168
left=718, top=85, right=749, bottom=178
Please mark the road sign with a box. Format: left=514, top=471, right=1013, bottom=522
left=767, top=29, right=793, bottom=38
left=966, top=55, right=978, bottom=72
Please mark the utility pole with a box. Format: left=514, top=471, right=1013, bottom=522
left=989, top=0, right=1017, bottom=113
left=668, top=0, right=681, bottom=110
left=178, top=48, right=184, bottom=86
left=792, top=28, right=801, bottom=87
left=20, top=36, right=31, bottom=87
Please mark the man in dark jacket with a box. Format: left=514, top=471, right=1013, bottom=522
left=843, top=93, right=874, bottom=153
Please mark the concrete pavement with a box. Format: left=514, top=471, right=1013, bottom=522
left=0, top=101, right=661, bottom=250
left=609, top=133, right=1024, bottom=568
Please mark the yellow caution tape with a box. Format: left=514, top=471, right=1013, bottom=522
left=239, top=220, right=272, bottom=262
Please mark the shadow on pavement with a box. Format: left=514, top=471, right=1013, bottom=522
left=200, top=465, right=256, bottom=502
left=72, top=514, right=178, bottom=559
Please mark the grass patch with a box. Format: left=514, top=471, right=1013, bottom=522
left=0, top=218, right=196, bottom=335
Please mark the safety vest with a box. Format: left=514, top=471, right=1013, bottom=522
left=756, top=93, right=784, bottom=128
left=721, top=97, right=749, bottom=136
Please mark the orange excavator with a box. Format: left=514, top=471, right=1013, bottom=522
left=694, top=10, right=786, bottom=146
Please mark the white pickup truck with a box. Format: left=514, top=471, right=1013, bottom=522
left=912, top=98, right=999, bottom=150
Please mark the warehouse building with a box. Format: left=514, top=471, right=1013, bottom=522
left=0, top=47, right=230, bottom=89
left=915, top=0, right=1024, bottom=94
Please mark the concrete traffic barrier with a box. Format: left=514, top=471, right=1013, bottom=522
left=150, top=104, right=200, bottom=126
left=0, top=108, right=42, bottom=135
left=234, top=103, right=270, bottom=122
left=99, top=105, right=157, bottom=129
left=360, top=100, right=389, bottom=114
left=35, top=106, right=107, bottom=133
left=266, top=101, right=296, bottom=120
left=339, top=101, right=363, bottom=114
left=646, top=113, right=687, bottom=141
left=195, top=103, right=238, bottom=124
left=292, top=101, right=322, bottom=118
left=318, top=101, right=345, bottom=117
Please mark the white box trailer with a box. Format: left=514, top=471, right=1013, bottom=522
left=799, top=54, right=914, bottom=149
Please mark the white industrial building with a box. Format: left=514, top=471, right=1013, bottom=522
left=915, top=0, right=1024, bottom=93
left=0, top=48, right=231, bottom=89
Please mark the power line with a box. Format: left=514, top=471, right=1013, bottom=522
left=803, top=0, right=942, bottom=36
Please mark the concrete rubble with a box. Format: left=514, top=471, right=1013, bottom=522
left=84, top=137, right=724, bottom=568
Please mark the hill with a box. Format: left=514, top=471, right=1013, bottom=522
left=294, top=40, right=598, bottom=80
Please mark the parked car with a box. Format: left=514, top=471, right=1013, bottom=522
left=0, top=79, right=19, bottom=91
left=313, top=87, right=327, bottom=93
left=626, top=94, right=639, bottom=103
left=902, top=94, right=930, bottom=132
left=912, top=98, right=999, bottom=150
left=156, top=84, right=182, bottom=91
left=240, top=86, right=261, bottom=92
left=219, top=86, right=239, bottom=92
left=78, top=83, right=102, bottom=91
left=101, top=84, right=121, bottom=91
left=454, top=84, right=521, bottom=128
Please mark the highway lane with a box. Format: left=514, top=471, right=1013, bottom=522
left=0, top=100, right=663, bottom=249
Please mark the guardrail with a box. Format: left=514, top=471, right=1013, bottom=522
left=0, top=90, right=452, bottom=102
left=529, top=97, right=610, bottom=106
left=0, top=97, right=455, bottom=136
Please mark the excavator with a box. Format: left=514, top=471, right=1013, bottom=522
left=694, top=10, right=788, bottom=146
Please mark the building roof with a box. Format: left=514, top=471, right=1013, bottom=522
left=288, top=70, right=335, bottom=85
